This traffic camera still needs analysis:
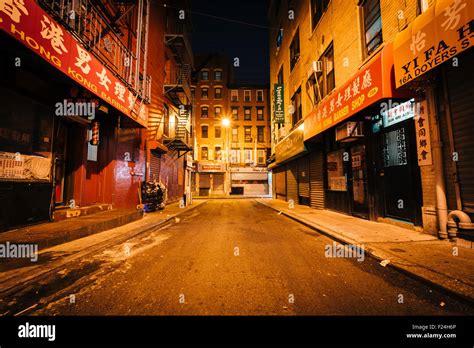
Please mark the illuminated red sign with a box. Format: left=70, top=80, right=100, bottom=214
left=0, top=0, right=148, bottom=127
left=304, top=44, right=399, bottom=141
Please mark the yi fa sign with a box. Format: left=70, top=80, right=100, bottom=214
left=0, top=0, right=148, bottom=127
left=273, top=84, right=285, bottom=124
left=394, top=0, right=473, bottom=88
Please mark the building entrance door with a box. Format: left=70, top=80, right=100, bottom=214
left=350, top=144, right=369, bottom=219
left=380, top=123, right=418, bottom=222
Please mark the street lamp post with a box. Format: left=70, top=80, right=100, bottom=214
left=221, top=118, right=230, bottom=196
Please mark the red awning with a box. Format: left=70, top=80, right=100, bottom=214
left=304, top=43, right=401, bottom=141
left=393, top=0, right=473, bottom=88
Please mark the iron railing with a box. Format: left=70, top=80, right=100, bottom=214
left=38, top=0, right=149, bottom=96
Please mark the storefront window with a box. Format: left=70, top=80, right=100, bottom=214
left=327, top=149, right=347, bottom=191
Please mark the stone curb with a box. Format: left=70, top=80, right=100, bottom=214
left=0, top=201, right=207, bottom=301
left=256, top=199, right=474, bottom=305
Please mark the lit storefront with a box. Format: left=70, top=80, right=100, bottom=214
left=230, top=167, right=270, bottom=196
left=304, top=44, right=423, bottom=225
left=393, top=0, right=474, bottom=239
left=196, top=161, right=226, bottom=196
left=0, top=1, right=148, bottom=231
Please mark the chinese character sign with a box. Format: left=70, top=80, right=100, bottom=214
left=0, top=0, right=147, bottom=128
left=274, top=83, right=285, bottom=124
left=414, top=100, right=432, bottom=166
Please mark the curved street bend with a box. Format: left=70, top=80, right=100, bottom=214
left=15, top=199, right=471, bottom=316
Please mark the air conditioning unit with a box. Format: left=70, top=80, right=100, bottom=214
left=335, top=122, right=364, bottom=142
left=307, top=60, right=323, bottom=78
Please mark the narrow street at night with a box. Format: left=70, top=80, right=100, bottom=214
left=1, top=0, right=473, bottom=345
left=8, top=199, right=467, bottom=316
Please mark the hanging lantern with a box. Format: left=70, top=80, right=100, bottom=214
left=90, top=120, right=100, bottom=145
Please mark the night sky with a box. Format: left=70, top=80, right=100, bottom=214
left=190, top=0, right=270, bottom=85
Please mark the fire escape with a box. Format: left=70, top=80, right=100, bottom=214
left=163, top=6, right=194, bottom=156
left=38, top=0, right=151, bottom=120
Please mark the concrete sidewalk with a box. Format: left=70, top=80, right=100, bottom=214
left=256, top=198, right=474, bottom=303
left=0, top=200, right=207, bottom=299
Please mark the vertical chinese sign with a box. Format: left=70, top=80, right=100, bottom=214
left=273, top=83, right=285, bottom=124
left=414, top=100, right=432, bottom=166
left=0, top=0, right=148, bottom=127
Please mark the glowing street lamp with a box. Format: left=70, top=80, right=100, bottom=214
left=221, top=118, right=230, bottom=127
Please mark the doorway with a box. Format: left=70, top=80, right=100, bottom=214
left=379, top=122, right=419, bottom=222
left=350, top=144, right=369, bottom=219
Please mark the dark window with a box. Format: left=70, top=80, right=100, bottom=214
left=325, top=44, right=335, bottom=95
left=163, top=104, right=169, bottom=136
left=215, top=125, right=222, bottom=138
left=244, top=127, right=252, bottom=142
left=257, top=90, right=264, bottom=102
left=311, top=0, right=330, bottom=30
left=201, top=106, right=208, bottom=118
left=231, top=90, right=238, bottom=101
left=257, top=107, right=264, bottom=120
left=232, top=107, right=239, bottom=120
left=244, top=107, right=251, bottom=121
left=308, top=43, right=335, bottom=105
left=362, top=0, right=383, bottom=56
left=291, top=88, right=302, bottom=127
left=276, top=27, right=283, bottom=48
left=244, top=90, right=251, bottom=102
left=191, top=88, right=195, bottom=98
left=201, top=71, right=209, bottom=81
left=201, top=125, right=208, bottom=138
left=214, top=70, right=222, bottom=80
left=257, top=126, right=265, bottom=142
left=201, top=146, right=208, bottom=160
left=290, top=29, right=300, bottom=71
left=277, top=66, right=284, bottom=84
left=215, top=87, right=222, bottom=99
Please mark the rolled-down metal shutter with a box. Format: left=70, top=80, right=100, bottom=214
left=309, top=150, right=325, bottom=209
left=274, top=165, right=287, bottom=200
left=447, top=52, right=474, bottom=213
left=298, top=155, right=310, bottom=204
left=213, top=173, right=225, bottom=191
left=286, top=161, right=298, bottom=203
left=199, top=173, right=210, bottom=188
left=150, top=152, right=161, bottom=181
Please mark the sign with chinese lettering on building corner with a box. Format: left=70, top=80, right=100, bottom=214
left=0, top=0, right=148, bottom=127
left=304, top=44, right=398, bottom=141
left=393, top=0, right=473, bottom=88
left=414, top=100, right=432, bottom=166
left=273, top=84, right=285, bottom=124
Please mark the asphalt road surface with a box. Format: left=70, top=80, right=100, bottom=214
left=31, top=199, right=473, bottom=315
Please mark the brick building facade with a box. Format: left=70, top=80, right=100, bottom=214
left=268, top=0, right=474, bottom=242
left=193, top=53, right=272, bottom=196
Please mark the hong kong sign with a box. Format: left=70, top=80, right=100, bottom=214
left=273, top=83, right=285, bottom=124
left=0, top=0, right=148, bottom=127
left=304, top=44, right=398, bottom=141
left=393, top=0, right=473, bottom=88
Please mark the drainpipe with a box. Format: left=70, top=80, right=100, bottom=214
left=426, top=85, right=448, bottom=239
left=447, top=210, right=474, bottom=240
